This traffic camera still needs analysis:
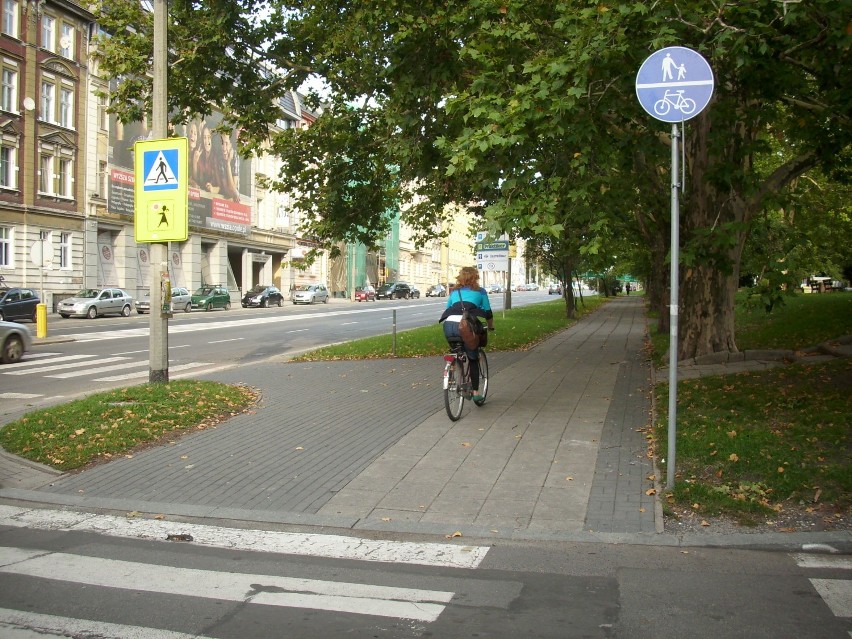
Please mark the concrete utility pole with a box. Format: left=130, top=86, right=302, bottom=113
left=149, top=0, right=169, bottom=383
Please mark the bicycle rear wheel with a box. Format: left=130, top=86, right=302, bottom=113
left=444, top=359, right=465, bottom=421
left=473, top=350, right=489, bottom=406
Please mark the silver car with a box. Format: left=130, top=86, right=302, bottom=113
left=0, top=320, right=32, bottom=364
left=135, top=287, right=192, bottom=314
left=58, top=288, right=134, bottom=319
left=292, top=283, right=330, bottom=305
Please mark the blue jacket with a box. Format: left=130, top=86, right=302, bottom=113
left=438, top=286, right=493, bottom=322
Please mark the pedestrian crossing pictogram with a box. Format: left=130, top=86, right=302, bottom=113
left=142, top=149, right=179, bottom=191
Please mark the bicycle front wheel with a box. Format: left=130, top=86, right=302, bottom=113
left=473, top=351, right=489, bottom=406
left=444, top=359, right=465, bottom=421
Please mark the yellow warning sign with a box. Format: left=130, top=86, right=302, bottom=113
left=134, top=138, right=188, bottom=242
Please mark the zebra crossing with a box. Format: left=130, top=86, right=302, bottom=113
left=794, top=550, right=852, bottom=631
left=0, top=351, right=212, bottom=399
left=0, top=505, right=492, bottom=637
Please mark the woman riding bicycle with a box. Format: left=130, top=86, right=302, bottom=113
left=439, top=266, right=494, bottom=402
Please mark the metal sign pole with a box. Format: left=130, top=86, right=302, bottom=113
left=667, top=123, right=680, bottom=489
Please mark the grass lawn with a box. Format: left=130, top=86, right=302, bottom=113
left=652, top=291, right=852, bottom=522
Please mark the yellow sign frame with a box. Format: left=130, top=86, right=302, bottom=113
left=134, top=137, right=189, bottom=243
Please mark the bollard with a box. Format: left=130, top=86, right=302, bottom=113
left=36, top=303, right=47, bottom=338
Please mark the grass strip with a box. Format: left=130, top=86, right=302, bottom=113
left=0, top=380, right=258, bottom=471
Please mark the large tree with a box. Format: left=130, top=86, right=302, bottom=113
left=96, top=0, right=851, bottom=359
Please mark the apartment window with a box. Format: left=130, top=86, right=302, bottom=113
left=39, top=80, right=54, bottom=122
left=0, top=226, right=10, bottom=267
left=38, top=154, right=52, bottom=193
left=0, top=66, right=16, bottom=112
left=59, top=86, right=72, bottom=127
left=57, top=157, right=71, bottom=196
left=2, top=1, right=18, bottom=38
left=0, top=143, right=16, bottom=188
left=59, top=23, right=74, bottom=59
left=38, top=147, right=73, bottom=197
left=97, top=93, right=108, bottom=130
left=59, top=231, right=70, bottom=268
left=41, top=15, right=55, bottom=52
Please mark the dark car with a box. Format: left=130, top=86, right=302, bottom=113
left=376, top=282, right=412, bottom=299
left=0, top=287, right=40, bottom=322
left=242, top=285, right=284, bottom=308
left=409, top=286, right=421, bottom=299
left=354, top=285, right=376, bottom=302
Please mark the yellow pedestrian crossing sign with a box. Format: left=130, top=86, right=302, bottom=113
left=134, top=137, right=188, bottom=242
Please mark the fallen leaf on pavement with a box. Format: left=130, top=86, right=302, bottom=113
left=381, top=517, right=391, bottom=522
left=154, top=514, right=165, bottom=520
left=701, top=520, right=710, bottom=526
left=645, top=488, right=656, bottom=495
left=445, top=531, right=462, bottom=539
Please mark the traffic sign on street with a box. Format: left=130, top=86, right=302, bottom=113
left=636, top=46, right=714, bottom=123
left=134, top=137, right=189, bottom=242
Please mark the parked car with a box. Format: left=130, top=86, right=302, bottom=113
left=548, top=283, right=562, bottom=295
left=58, top=288, right=133, bottom=319
left=135, top=287, right=192, bottom=314
left=376, top=282, right=411, bottom=299
left=426, top=284, right=447, bottom=297
left=191, top=285, right=232, bottom=311
left=0, top=287, right=40, bottom=322
left=0, top=320, right=31, bottom=364
left=242, top=285, right=284, bottom=308
left=409, top=286, right=421, bottom=299
left=525, top=282, right=540, bottom=291
left=354, top=285, right=376, bottom=302
left=292, top=283, right=329, bottom=305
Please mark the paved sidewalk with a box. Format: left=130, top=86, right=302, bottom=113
left=0, top=297, right=848, bottom=548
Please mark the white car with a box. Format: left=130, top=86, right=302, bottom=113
left=292, top=283, right=330, bottom=305
left=58, top=288, right=134, bottom=319
left=0, top=320, right=31, bottom=364
left=135, top=287, right=192, bottom=314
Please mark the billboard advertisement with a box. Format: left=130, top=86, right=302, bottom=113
left=108, top=109, right=252, bottom=236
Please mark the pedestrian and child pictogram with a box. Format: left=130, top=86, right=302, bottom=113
left=134, top=138, right=189, bottom=242
left=635, top=46, right=714, bottom=123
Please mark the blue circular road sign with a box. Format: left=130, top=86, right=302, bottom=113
left=636, top=46, right=714, bottom=123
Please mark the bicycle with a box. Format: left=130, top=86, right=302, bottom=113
left=653, top=89, right=696, bottom=117
left=443, top=340, right=489, bottom=421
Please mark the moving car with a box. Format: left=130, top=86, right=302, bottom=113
left=376, top=282, right=411, bottom=299
left=354, top=285, right=376, bottom=302
left=548, top=283, right=562, bottom=295
left=191, top=285, right=232, bottom=311
left=135, top=287, right=192, bottom=314
left=58, top=288, right=133, bottom=319
left=487, top=284, right=504, bottom=294
left=242, top=285, right=284, bottom=308
left=0, top=287, right=40, bottom=322
left=0, top=320, right=31, bottom=364
left=409, top=286, right=421, bottom=299
left=292, top=283, right=329, bottom=305
left=426, top=284, right=447, bottom=297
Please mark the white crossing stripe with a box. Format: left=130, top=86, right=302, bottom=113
left=47, top=359, right=148, bottom=379
left=0, top=393, right=41, bottom=399
left=0, top=546, right=452, bottom=622
left=95, top=361, right=213, bottom=381
left=5, top=356, right=128, bottom=375
left=0, top=505, right=490, bottom=569
left=0, top=607, right=200, bottom=639
left=794, top=554, right=852, bottom=570
left=810, top=579, right=852, bottom=618
left=0, top=353, right=97, bottom=371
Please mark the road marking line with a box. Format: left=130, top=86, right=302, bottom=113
left=0, top=505, right=489, bottom=569
left=0, top=354, right=97, bottom=371
left=47, top=360, right=149, bottom=379
left=0, top=393, right=42, bottom=399
left=794, top=555, right=852, bottom=570
left=3, top=356, right=127, bottom=375
left=0, top=547, right=452, bottom=622
left=0, top=607, right=200, bottom=639
left=94, top=362, right=213, bottom=382
left=810, top=578, right=852, bottom=618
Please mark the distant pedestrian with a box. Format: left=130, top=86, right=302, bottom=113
left=625, top=282, right=631, bottom=295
